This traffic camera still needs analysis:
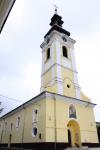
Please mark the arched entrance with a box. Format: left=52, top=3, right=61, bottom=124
left=67, top=120, right=81, bottom=147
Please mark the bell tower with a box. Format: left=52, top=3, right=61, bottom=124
left=40, top=10, right=81, bottom=99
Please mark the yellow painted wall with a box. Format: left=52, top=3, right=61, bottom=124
left=45, top=96, right=98, bottom=143
left=0, top=111, right=25, bottom=144
left=0, top=98, right=46, bottom=144
left=81, top=91, right=91, bottom=102
left=0, top=93, right=98, bottom=145
left=62, top=67, right=76, bottom=97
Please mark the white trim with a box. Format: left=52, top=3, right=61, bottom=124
left=0, top=91, right=96, bottom=120
left=32, top=126, right=38, bottom=137
left=41, top=49, right=45, bottom=74
left=51, top=41, right=55, bottom=86
left=70, top=48, right=77, bottom=72
left=45, top=58, right=52, bottom=72
left=70, top=48, right=81, bottom=99
left=16, top=116, right=20, bottom=129
left=62, top=57, right=71, bottom=69
left=41, top=63, right=78, bottom=77
left=32, top=109, right=38, bottom=123
left=75, top=85, right=81, bottom=99
left=46, top=92, right=95, bottom=108
left=56, top=40, right=63, bottom=94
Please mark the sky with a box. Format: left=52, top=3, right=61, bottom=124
left=0, top=0, right=100, bottom=121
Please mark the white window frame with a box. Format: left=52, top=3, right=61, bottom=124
left=32, top=109, right=38, bottom=123
left=16, top=117, right=20, bottom=128
left=32, top=126, right=38, bottom=137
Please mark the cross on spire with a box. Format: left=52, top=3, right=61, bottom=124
left=54, top=5, right=59, bottom=14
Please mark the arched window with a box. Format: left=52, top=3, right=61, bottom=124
left=11, top=123, right=13, bottom=131
left=62, top=46, right=68, bottom=58
left=33, top=109, right=38, bottom=123
left=69, top=104, right=76, bottom=119
left=16, top=117, right=20, bottom=128
left=47, top=48, right=50, bottom=60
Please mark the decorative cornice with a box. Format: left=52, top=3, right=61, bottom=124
left=46, top=91, right=96, bottom=108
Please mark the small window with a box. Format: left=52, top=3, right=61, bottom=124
left=32, top=127, right=37, bottom=137
left=5, top=122, right=7, bottom=131
left=16, top=117, right=20, bottom=128
left=69, top=104, right=76, bottom=119
left=47, top=48, right=50, bottom=60
left=67, top=84, right=70, bottom=88
left=11, top=123, right=13, bottom=131
left=34, top=109, right=37, bottom=114
left=33, top=109, right=38, bottom=123
left=62, top=46, right=68, bottom=58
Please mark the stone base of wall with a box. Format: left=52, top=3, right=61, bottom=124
left=0, top=142, right=100, bottom=150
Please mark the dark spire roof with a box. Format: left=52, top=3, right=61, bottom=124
left=44, top=11, right=70, bottom=38
left=50, top=13, right=64, bottom=27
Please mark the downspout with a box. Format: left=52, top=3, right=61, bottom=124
left=53, top=95, right=57, bottom=150
left=21, top=105, right=26, bottom=148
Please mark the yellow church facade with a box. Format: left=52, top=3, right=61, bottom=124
left=0, top=11, right=99, bottom=150
left=0, top=91, right=99, bottom=149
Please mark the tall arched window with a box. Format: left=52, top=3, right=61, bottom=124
left=16, top=117, right=20, bottom=128
left=62, top=46, right=68, bottom=58
left=33, top=109, right=38, bottom=123
left=69, top=104, right=76, bottom=119
left=47, top=48, right=50, bottom=60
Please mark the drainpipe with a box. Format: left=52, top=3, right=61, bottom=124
left=53, top=95, right=57, bottom=150
left=21, top=105, right=26, bottom=148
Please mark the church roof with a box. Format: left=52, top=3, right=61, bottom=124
left=50, top=13, right=64, bottom=27
left=44, top=12, right=70, bottom=38
left=44, top=24, right=70, bottom=38
left=0, top=91, right=96, bottom=120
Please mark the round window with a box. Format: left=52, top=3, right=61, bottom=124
left=67, top=84, right=70, bottom=88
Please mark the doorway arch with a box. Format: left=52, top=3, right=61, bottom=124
left=67, top=120, right=81, bottom=147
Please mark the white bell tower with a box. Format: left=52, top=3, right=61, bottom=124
left=40, top=11, right=81, bottom=99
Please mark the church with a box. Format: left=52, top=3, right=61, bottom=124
left=0, top=10, right=99, bottom=150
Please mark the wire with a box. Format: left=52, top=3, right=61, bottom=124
left=0, top=94, right=22, bottom=103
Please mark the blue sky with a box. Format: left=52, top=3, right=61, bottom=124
left=0, top=0, right=100, bottom=121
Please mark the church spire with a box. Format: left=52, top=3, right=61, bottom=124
left=44, top=10, right=70, bottom=38
left=50, top=9, right=64, bottom=27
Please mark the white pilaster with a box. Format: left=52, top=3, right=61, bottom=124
left=70, top=48, right=81, bottom=99
left=51, top=41, right=55, bottom=86
left=55, top=40, right=63, bottom=95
